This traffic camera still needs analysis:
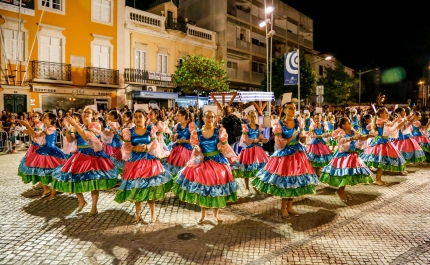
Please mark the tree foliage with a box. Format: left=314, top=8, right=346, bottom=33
left=318, top=61, right=358, bottom=105
left=262, top=51, right=316, bottom=100
left=173, top=54, right=229, bottom=95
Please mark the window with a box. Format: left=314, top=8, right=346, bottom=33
left=319, top=65, right=324, bottom=76
left=157, top=54, right=168, bottom=73
left=252, top=62, right=266, bottom=73
left=92, top=0, right=112, bottom=24
left=92, top=44, right=110, bottom=68
left=41, top=0, right=62, bottom=11
left=135, top=50, right=146, bottom=70
left=3, top=29, right=24, bottom=61
left=39, top=36, right=61, bottom=63
left=227, top=61, right=238, bottom=69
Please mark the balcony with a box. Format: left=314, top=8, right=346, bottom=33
left=124, top=69, right=175, bottom=87
left=252, top=44, right=266, bottom=56
left=227, top=68, right=251, bottom=82
left=126, top=6, right=164, bottom=30
left=252, top=72, right=264, bottom=83
left=287, top=31, right=298, bottom=42
left=86, top=67, right=119, bottom=86
left=166, top=18, right=187, bottom=33
left=29, top=61, right=71, bottom=83
left=227, top=1, right=251, bottom=22
left=187, top=24, right=216, bottom=44
left=236, top=40, right=250, bottom=51
left=304, top=39, right=313, bottom=48
left=275, top=26, right=287, bottom=38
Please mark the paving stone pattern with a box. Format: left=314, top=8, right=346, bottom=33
left=1, top=152, right=430, bottom=264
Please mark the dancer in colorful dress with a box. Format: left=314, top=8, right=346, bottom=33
left=252, top=102, right=318, bottom=219
left=18, top=111, right=45, bottom=191
left=18, top=113, right=67, bottom=198
left=392, top=108, right=425, bottom=171
left=121, top=111, right=134, bottom=130
left=114, top=109, right=172, bottom=224
left=165, top=109, right=195, bottom=177
left=411, top=111, right=430, bottom=162
left=325, top=113, right=337, bottom=151
left=235, top=110, right=269, bottom=196
left=360, top=108, right=406, bottom=185
left=306, top=114, right=334, bottom=175
left=172, top=110, right=238, bottom=224
left=102, top=110, right=124, bottom=173
left=52, top=106, right=118, bottom=215
left=356, top=113, right=373, bottom=154
left=148, top=109, right=171, bottom=161
left=350, top=108, right=360, bottom=131
left=320, top=117, right=375, bottom=201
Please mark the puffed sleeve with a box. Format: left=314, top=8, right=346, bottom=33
left=381, top=119, right=399, bottom=138
left=186, top=130, right=204, bottom=167
left=217, top=127, right=238, bottom=163
left=33, top=126, right=56, bottom=145
left=188, top=122, right=196, bottom=133
left=62, top=127, right=77, bottom=155
left=121, top=128, right=133, bottom=161
left=239, top=124, right=253, bottom=146
left=334, top=129, right=351, bottom=153
left=86, top=122, right=103, bottom=152
left=148, top=125, right=164, bottom=158
left=273, top=121, right=288, bottom=150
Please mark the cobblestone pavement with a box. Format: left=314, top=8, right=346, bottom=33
left=1, top=152, right=430, bottom=264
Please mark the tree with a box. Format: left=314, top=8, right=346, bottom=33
left=262, top=51, right=316, bottom=100
left=318, top=61, right=358, bottom=105
left=173, top=54, right=229, bottom=107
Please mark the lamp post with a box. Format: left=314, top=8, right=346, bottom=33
left=358, top=67, right=379, bottom=104
left=260, top=0, right=274, bottom=117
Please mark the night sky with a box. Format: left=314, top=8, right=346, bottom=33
left=141, top=0, right=430, bottom=83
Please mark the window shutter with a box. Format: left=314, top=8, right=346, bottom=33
left=236, top=26, right=240, bottom=39
left=245, top=30, right=250, bottom=42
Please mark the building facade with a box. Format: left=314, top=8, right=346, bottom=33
left=179, top=0, right=314, bottom=91
left=117, top=0, right=217, bottom=109
left=0, top=0, right=120, bottom=113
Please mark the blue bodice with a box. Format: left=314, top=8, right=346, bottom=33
left=247, top=124, right=260, bottom=140
left=273, top=119, right=306, bottom=156
left=197, top=128, right=228, bottom=164
left=360, top=124, right=370, bottom=135
left=129, top=125, right=157, bottom=162
left=106, top=124, right=122, bottom=148
left=411, top=124, right=422, bottom=137
left=335, top=131, right=357, bottom=157
left=314, top=122, right=325, bottom=135
left=76, top=129, right=109, bottom=158
left=35, top=130, right=66, bottom=159
left=130, top=125, right=152, bottom=146
left=327, top=122, right=334, bottom=131
left=304, top=118, right=311, bottom=131
left=176, top=122, right=191, bottom=140
left=351, top=115, right=360, bottom=129
left=376, top=126, right=384, bottom=136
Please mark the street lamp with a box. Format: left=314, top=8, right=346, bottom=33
left=260, top=0, right=274, bottom=117
left=311, top=55, right=332, bottom=65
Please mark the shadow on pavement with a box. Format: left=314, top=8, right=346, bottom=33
left=55, top=216, right=286, bottom=264
left=289, top=209, right=337, bottom=231
left=20, top=188, right=44, bottom=198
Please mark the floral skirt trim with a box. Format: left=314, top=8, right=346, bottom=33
left=110, top=156, right=125, bottom=174
left=251, top=178, right=316, bottom=198
left=18, top=171, right=52, bottom=185
left=171, top=183, right=237, bottom=208
left=319, top=173, right=374, bottom=187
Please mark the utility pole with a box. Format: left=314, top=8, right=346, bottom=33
left=358, top=67, right=379, bottom=104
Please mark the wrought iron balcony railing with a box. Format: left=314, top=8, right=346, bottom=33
left=86, top=67, right=119, bottom=85
left=124, top=68, right=175, bottom=86
left=29, top=60, right=71, bottom=82
left=165, top=18, right=187, bottom=33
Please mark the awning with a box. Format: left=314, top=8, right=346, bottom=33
left=208, top=91, right=275, bottom=103
left=131, top=91, right=178, bottom=99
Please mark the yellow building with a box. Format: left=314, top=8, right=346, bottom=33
left=118, top=0, right=217, bottom=108
left=0, top=0, right=119, bottom=113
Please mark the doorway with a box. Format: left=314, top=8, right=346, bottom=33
left=4, top=94, right=27, bottom=113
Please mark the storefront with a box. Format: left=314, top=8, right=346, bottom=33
left=31, top=85, right=117, bottom=112
left=131, top=90, right=178, bottom=109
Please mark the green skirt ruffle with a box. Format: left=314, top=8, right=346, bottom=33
left=171, top=183, right=237, bottom=208
left=405, top=155, right=426, bottom=164
left=51, top=178, right=117, bottom=193
left=251, top=178, right=316, bottom=198
left=19, top=172, right=52, bottom=185
left=363, top=161, right=406, bottom=172
left=114, top=180, right=173, bottom=203
left=232, top=169, right=258, bottom=178
left=319, top=173, right=374, bottom=187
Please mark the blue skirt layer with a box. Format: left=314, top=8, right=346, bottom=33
left=52, top=167, right=118, bottom=183
left=118, top=171, right=172, bottom=190
left=272, top=143, right=306, bottom=157
left=255, top=169, right=318, bottom=189
left=321, top=165, right=372, bottom=177
left=175, top=172, right=238, bottom=197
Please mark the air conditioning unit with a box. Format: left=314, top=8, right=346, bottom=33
left=145, top=85, right=157, bottom=92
